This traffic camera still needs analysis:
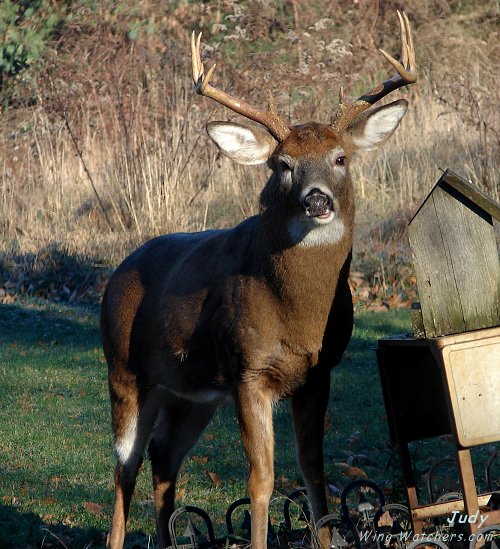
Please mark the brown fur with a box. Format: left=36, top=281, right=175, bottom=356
left=102, top=110, right=404, bottom=548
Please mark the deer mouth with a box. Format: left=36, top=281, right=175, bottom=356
left=302, top=188, right=334, bottom=219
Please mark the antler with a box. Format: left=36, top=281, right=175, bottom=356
left=332, top=11, right=417, bottom=133
left=191, top=32, right=291, bottom=142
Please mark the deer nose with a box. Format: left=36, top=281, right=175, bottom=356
left=302, top=188, right=333, bottom=217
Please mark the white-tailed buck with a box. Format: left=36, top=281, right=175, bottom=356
left=102, top=12, right=416, bottom=549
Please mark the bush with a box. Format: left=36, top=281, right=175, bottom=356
left=0, top=0, right=61, bottom=87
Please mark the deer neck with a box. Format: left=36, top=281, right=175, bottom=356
left=257, top=192, right=354, bottom=343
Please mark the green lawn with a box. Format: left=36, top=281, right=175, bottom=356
left=0, top=301, right=494, bottom=548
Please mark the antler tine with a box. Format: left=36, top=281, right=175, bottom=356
left=190, top=31, right=290, bottom=142
left=332, top=11, right=417, bottom=133
left=378, top=11, right=417, bottom=84
left=397, top=11, right=409, bottom=68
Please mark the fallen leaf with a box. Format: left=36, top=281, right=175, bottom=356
left=83, top=501, right=103, bottom=515
left=386, top=294, right=402, bottom=309
left=1, top=495, right=19, bottom=506
left=40, top=497, right=57, bottom=505
left=327, top=495, right=341, bottom=506
left=176, top=487, right=187, bottom=500
left=276, top=475, right=296, bottom=491
left=342, top=466, right=368, bottom=479
left=42, top=514, right=56, bottom=524
left=348, top=271, right=365, bottom=292
left=377, top=510, right=394, bottom=527
left=192, top=455, right=209, bottom=464
left=206, top=471, right=224, bottom=488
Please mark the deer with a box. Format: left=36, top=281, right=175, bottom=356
left=102, top=11, right=416, bottom=549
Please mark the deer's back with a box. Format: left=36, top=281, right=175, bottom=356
left=101, top=217, right=353, bottom=401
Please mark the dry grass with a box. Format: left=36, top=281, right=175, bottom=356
left=0, top=0, right=498, bottom=299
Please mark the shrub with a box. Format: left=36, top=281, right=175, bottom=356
left=0, top=0, right=61, bottom=88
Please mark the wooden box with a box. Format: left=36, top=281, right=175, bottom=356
left=378, top=327, right=500, bottom=449
left=408, top=170, right=500, bottom=338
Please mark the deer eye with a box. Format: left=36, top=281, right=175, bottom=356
left=279, top=160, right=292, bottom=173
left=336, top=155, right=346, bottom=166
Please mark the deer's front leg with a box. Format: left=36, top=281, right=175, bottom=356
left=292, top=371, right=331, bottom=548
left=237, top=382, right=274, bottom=549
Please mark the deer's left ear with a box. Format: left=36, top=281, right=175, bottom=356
left=346, top=99, right=408, bottom=152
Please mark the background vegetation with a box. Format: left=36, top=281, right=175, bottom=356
left=1, top=0, right=498, bottom=308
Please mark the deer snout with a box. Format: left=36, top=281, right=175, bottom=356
left=302, top=188, right=334, bottom=219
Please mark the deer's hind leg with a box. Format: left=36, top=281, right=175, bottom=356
left=107, top=380, right=162, bottom=549
left=149, top=396, right=218, bottom=549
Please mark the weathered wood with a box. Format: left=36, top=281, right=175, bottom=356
left=408, top=170, right=500, bottom=338
left=442, top=170, right=500, bottom=221
left=437, top=329, right=500, bottom=447
left=411, top=493, right=498, bottom=520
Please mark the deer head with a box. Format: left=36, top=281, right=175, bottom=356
left=191, top=12, right=416, bottom=248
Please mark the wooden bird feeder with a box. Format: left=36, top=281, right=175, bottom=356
left=408, top=169, right=500, bottom=338
left=376, top=169, right=500, bottom=538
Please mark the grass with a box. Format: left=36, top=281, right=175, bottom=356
left=0, top=301, right=403, bottom=547
left=0, top=300, right=496, bottom=548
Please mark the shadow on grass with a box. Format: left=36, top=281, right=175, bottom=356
left=347, top=307, right=412, bottom=356
left=0, top=244, right=112, bottom=306
left=0, top=502, right=102, bottom=549
left=0, top=503, right=154, bottom=549
left=0, top=301, right=101, bottom=349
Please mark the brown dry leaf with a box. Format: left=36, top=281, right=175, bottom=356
left=62, top=515, right=73, bottom=526
left=204, top=433, right=216, bottom=441
left=42, top=513, right=56, bottom=524
left=83, top=501, right=104, bottom=515
left=348, top=271, right=365, bottom=291
left=342, top=466, right=368, bottom=479
left=386, top=294, right=402, bottom=309
left=176, top=487, right=187, bottom=500
left=1, top=495, right=19, bottom=506
left=276, top=475, right=296, bottom=491
left=40, top=497, right=58, bottom=505
left=377, top=510, right=394, bottom=527
left=206, top=471, right=224, bottom=488
left=192, top=455, right=209, bottom=464
left=327, top=495, right=341, bottom=505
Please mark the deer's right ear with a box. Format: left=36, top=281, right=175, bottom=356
left=207, top=122, right=277, bottom=165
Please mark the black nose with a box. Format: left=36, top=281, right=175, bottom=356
left=303, top=189, right=333, bottom=217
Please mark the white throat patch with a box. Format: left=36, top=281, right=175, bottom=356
left=288, top=215, right=345, bottom=247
